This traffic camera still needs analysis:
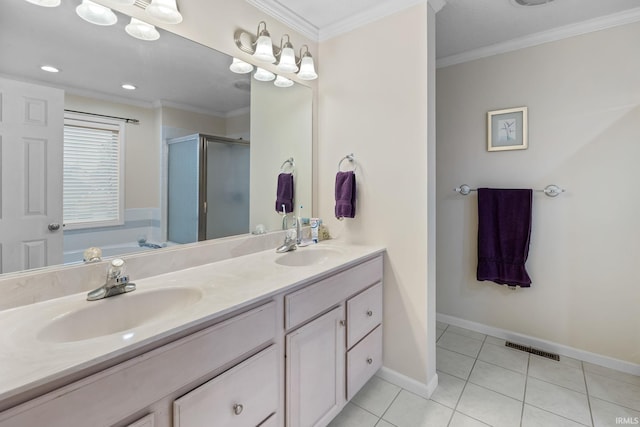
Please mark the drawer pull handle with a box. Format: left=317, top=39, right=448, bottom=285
left=340, top=320, right=345, bottom=327
left=366, top=310, right=373, bottom=317
left=367, top=357, right=373, bottom=365
left=233, top=403, right=244, bottom=415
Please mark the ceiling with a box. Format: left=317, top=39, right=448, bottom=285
left=0, top=0, right=250, bottom=116
left=250, top=0, right=640, bottom=62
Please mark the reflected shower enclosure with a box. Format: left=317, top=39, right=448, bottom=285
left=167, top=134, right=250, bottom=243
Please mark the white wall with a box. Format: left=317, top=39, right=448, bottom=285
left=436, top=22, right=640, bottom=365
left=250, top=80, right=312, bottom=232
left=319, top=4, right=436, bottom=389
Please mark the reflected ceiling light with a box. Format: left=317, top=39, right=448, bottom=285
left=125, top=17, right=160, bottom=41
left=254, top=67, right=275, bottom=82
left=276, top=35, right=298, bottom=73
left=513, top=0, right=554, bottom=5
left=110, top=0, right=135, bottom=4
left=76, top=0, right=117, bottom=26
left=146, top=0, right=183, bottom=25
left=122, top=84, right=136, bottom=90
left=40, top=65, right=60, bottom=73
left=23, top=0, right=61, bottom=7
left=234, top=23, right=319, bottom=80
left=229, top=58, right=254, bottom=74
left=297, top=45, right=318, bottom=81
left=274, top=75, right=293, bottom=88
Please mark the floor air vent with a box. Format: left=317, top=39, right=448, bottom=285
left=505, top=341, right=560, bottom=361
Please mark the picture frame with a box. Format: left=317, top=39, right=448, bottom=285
left=487, top=106, right=528, bottom=152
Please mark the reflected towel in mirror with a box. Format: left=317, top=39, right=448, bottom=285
left=276, top=173, right=294, bottom=213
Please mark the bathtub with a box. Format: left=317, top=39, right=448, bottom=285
left=63, top=243, right=159, bottom=265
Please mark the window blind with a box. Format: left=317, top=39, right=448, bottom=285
left=63, top=116, right=124, bottom=229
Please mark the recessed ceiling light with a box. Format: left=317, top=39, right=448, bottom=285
left=122, top=84, right=136, bottom=90
left=41, top=65, right=59, bottom=73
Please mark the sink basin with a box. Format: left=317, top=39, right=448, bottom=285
left=275, top=248, right=341, bottom=267
left=37, top=287, right=203, bottom=343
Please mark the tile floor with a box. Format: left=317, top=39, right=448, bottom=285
left=329, top=322, right=640, bottom=427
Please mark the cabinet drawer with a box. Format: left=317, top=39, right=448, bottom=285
left=0, top=302, right=276, bottom=427
left=174, top=345, right=278, bottom=427
left=346, top=325, right=382, bottom=401
left=285, top=255, right=383, bottom=330
left=346, top=282, right=382, bottom=349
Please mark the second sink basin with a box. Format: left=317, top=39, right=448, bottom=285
left=275, top=248, right=341, bottom=267
left=37, top=287, right=203, bottom=343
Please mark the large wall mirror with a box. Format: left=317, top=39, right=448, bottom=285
left=0, top=0, right=312, bottom=275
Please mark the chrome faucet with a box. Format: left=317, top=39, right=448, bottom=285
left=276, top=228, right=298, bottom=253
left=87, top=258, right=136, bottom=301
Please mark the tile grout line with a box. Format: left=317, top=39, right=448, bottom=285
left=582, top=360, right=596, bottom=427
left=445, top=334, right=487, bottom=426
left=376, top=384, right=403, bottom=426
left=520, top=353, right=531, bottom=427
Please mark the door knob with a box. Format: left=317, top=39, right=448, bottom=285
left=48, top=223, right=61, bottom=231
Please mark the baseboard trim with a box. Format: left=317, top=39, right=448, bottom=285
left=437, top=313, right=640, bottom=376
left=376, top=367, right=439, bottom=399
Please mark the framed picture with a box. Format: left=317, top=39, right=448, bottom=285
left=487, top=106, right=528, bottom=152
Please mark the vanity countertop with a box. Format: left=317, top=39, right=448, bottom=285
left=0, top=241, right=385, bottom=407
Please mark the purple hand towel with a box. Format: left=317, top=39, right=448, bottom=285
left=275, top=173, right=294, bottom=213
left=335, top=171, right=356, bottom=219
left=477, top=188, right=533, bottom=287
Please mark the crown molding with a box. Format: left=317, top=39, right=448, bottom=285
left=246, top=0, right=319, bottom=41
left=437, top=6, right=640, bottom=68
left=428, top=0, right=447, bottom=14
left=319, top=0, right=427, bottom=41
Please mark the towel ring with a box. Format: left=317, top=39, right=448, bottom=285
left=280, top=157, right=295, bottom=173
left=338, top=153, right=356, bottom=172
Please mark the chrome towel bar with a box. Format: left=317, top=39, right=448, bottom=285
left=454, top=184, right=565, bottom=197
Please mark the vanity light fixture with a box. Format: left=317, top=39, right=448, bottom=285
left=23, top=0, right=61, bottom=7
left=229, top=58, right=254, bottom=74
left=276, top=35, right=298, bottom=73
left=76, top=0, right=117, bottom=26
left=296, top=45, right=317, bottom=81
left=254, top=67, right=275, bottom=82
left=235, top=22, right=319, bottom=80
left=274, top=75, right=293, bottom=88
left=146, top=0, right=183, bottom=25
left=41, top=65, right=60, bottom=73
left=121, top=83, right=137, bottom=90
left=125, top=17, right=160, bottom=41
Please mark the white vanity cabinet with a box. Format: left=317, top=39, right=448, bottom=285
left=0, top=302, right=277, bottom=427
left=284, top=256, right=383, bottom=427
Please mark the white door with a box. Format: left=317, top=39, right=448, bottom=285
left=286, top=306, right=346, bottom=427
left=0, top=77, right=64, bottom=273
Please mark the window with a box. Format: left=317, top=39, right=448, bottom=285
left=63, top=113, right=124, bottom=229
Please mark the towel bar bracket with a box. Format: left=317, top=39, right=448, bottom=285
left=454, top=184, right=565, bottom=198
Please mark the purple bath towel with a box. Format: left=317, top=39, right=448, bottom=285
left=275, top=173, right=294, bottom=213
left=335, top=171, right=356, bottom=219
left=477, top=188, right=533, bottom=287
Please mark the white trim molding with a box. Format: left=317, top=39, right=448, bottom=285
left=247, top=0, right=436, bottom=42
left=437, top=313, right=640, bottom=376
left=437, top=6, right=640, bottom=68
left=376, top=368, right=439, bottom=399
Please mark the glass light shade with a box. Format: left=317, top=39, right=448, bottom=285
left=254, top=34, right=276, bottom=63
left=125, top=17, right=160, bottom=41
left=274, top=75, right=294, bottom=88
left=24, top=0, right=61, bottom=7
left=297, top=55, right=318, bottom=80
left=277, top=46, right=298, bottom=73
left=254, top=67, right=275, bottom=82
left=146, top=0, right=183, bottom=24
left=229, top=58, right=254, bottom=74
left=110, top=0, right=135, bottom=4
left=76, top=0, right=117, bottom=26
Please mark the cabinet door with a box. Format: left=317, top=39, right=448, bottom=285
left=286, top=306, right=345, bottom=427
